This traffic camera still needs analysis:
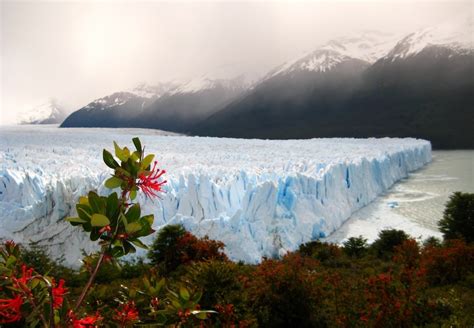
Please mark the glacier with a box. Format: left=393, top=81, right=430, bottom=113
left=0, top=125, right=432, bottom=266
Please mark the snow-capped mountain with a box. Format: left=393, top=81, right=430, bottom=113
left=266, top=31, right=399, bottom=78
left=136, top=75, right=249, bottom=133
left=19, top=99, right=68, bottom=125
left=81, top=82, right=178, bottom=112
left=384, top=16, right=473, bottom=61
left=61, top=77, right=249, bottom=132
left=193, top=20, right=474, bottom=149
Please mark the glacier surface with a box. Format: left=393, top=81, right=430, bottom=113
left=0, top=125, right=432, bottom=266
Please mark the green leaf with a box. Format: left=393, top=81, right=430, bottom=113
left=142, top=214, right=154, bottom=226
left=111, top=245, right=125, bottom=258
left=123, top=241, right=136, bottom=255
left=126, top=222, right=142, bottom=234
left=179, top=286, right=190, bottom=301
left=103, top=149, right=119, bottom=169
left=30, top=278, right=40, bottom=289
left=130, top=187, right=137, bottom=201
left=77, top=206, right=92, bottom=220
left=130, top=239, right=148, bottom=249
left=131, top=151, right=141, bottom=162
left=65, top=217, right=87, bottom=224
left=116, top=167, right=131, bottom=177
left=143, top=277, right=151, bottom=289
left=79, top=196, right=89, bottom=205
left=106, top=192, right=119, bottom=220
left=120, top=212, right=128, bottom=227
left=104, top=176, right=122, bottom=189
left=88, top=191, right=101, bottom=213
left=90, top=229, right=100, bottom=241
left=126, top=204, right=141, bottom=222
left=114, top=141, right=129, bottom=162
left=6, top=255, right=17, bottom=268
left=91, top=214, right=110, bottom=227
left=132, top=137, right=142, bottom=154
left=141, top=154, right=155, bottom=169
left=192, top=311, right=214, bottom=320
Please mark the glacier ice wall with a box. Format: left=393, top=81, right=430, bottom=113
left=0, top=126, right=431, bottom=266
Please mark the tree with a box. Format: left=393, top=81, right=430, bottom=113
left=438, top=192, right=474, bottom=243
left=371, top=229, right=409, bottom=258
left=148, top=224, right=187, bottom=273
left=343, top=236, right=368, bottom=258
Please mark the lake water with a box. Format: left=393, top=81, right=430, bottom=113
left=325, top=150, right=474, bottom=243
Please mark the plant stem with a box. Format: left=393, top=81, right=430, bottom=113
left=34, top=276, right=54, bottom=328
left=20, top=283, right=48, bottom=327
left=74, top=250, right=106, bottom=311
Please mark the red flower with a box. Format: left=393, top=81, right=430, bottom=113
left=0, top=294, right=23, bottom=324
left=113, top=301, right=139, bottom=326
left=12, top=265, right=34, bottom=292
left=137, top=161, right=166, bottom=198
left=52, top=279, right=67, bottom=309
left=68, top=310, right=103, bottom=328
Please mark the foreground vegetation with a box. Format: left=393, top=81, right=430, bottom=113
left=1, top=137, right=473, bottom=327
left=2, top=225, right=474, bottom=327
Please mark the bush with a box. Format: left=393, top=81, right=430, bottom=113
left=186, top=261, right=255, bottom=325
left=439, top=192, right=474, bottom=243
left=343, top=236, right=368, bottom=258
left=148, top=225, right=228, bottom=275
left=422, top=239, right=474, bottom=285
left=371, top=229, right=409, bottom=258
left=247, top=253, right=325, bottom=327
left=298, top=240, right=343, bottom=266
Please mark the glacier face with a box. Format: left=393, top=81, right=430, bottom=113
left=0, top=125, right=432, bottom=266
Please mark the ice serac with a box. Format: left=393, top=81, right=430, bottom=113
left=0, top=126, right=431, bottom=266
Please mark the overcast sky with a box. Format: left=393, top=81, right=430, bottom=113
left=1, top=0, right=471, bottom=124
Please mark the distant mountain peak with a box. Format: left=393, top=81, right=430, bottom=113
left=19, top=98, right=68, bottom=124
left=384, top=17, right=473, bottom=60
left=265, top=31, right=398, bottom=79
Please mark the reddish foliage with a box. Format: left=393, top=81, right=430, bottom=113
left=393, top=239, right=421, bottom=269
left=421, top=239, right=474, bottom=285
left=360, top=240, right=431, bottom=327
left=246, top=253, right=322, bottom=326
left=214, top=303, right=252, bottom=328
left=176, top=232, right=229, bottom=265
